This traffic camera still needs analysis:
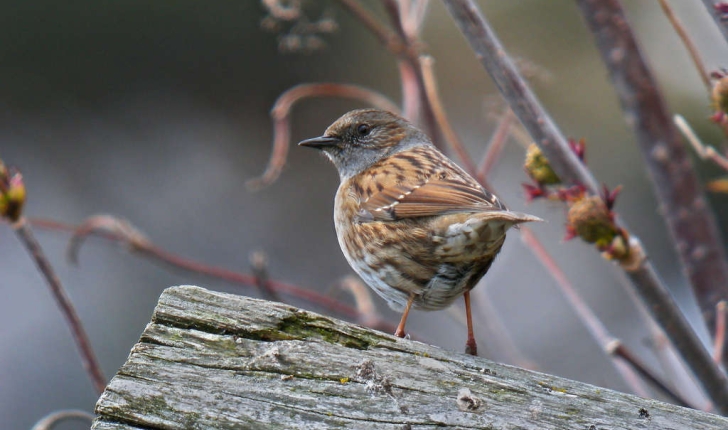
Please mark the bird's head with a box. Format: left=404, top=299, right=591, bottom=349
left=298, top=109, right=431, bottom=180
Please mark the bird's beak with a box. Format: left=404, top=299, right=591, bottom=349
left=298, top=135, right=341, bottom=149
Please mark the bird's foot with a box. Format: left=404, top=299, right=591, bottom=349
left=465, top=339, right=478, bottom=356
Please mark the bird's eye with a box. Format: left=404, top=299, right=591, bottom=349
left=357, top=124, right=371, bottom=136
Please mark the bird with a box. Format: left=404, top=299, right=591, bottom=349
left=298, top=109, right=540, bottom=355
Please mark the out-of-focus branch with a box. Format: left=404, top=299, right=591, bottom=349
left=716, top=301, right=728, bottom=363
left=399, top=0, right=431, bottom=39
left=465, top=289, right=539, bottom=370
left=658, top=0, right=712, bottom=90
left=606, top=340, right=692, bottom=408
left=476, top=109, right=515, bottom=185
left=32, top=216, right=398, bottom=334
left=0, top=161, right=106, bottom=394
left=381, top=0, right=407, bottom=42
left=250, top=251, right=282, bottom=303
left=333, top=1, right=439, bottom=145
left=341, top=0, right=438, bottom=143
left=13, top=218, right=106, bottom=394
left=441, top=0, right=598, bottom=193
left=442, top=0, right=728, bottom=414
left=626, top=259, right=728, bottom=413
left=675, top=114, right=728, bottom=171
left=335, top=0, right=404, bottom=54
left=418, top=41, right=662, bottom=399
left=576, top=0, right=728, bottom=366
left=419, top=55, right=477, bottom=173
left=339, top=275, right=382, bottom=329
left=247, top=83, right=400, bottom=190
left=701, top=0, right=728, bottom=46
left=31, top=410, right=95, bottom=430
left=522, top=227, right=665, bottom=401
left=398, top=59, right=421, bottom=122
left=418, top=47, right=539, bottom=369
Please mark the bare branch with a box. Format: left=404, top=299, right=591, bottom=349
left=380, top=0, right=440, bottom=145
left=467, top=288, right=539, bottom=370
left=625, top=254, right=728, bottom=413
left=443, top=0, right=728, bottom=413
left=606, top=340, right=693, bottom=409
left=339, top=275, right=382, bottom=329
left=658, top=0, right=712, bottom=90
left=12, top=218, right=106, bottom=394
left=250, top=251, right=282, bottom=303
left=441, top=0, right=599, bottom=193
left=419, top=55, right=477, bottom=173
left=67, top=214, right=151, bottom=264
left=247, top=83, right=400, bottom=190
left=33, top=216, right=398, bottom=334
left=335, top=0, right=404, bottom=54
left=476, top=109, right=515, bottom=185
left=415, top=45, right=658, bottom=396
left=522, top=227, right=655, bottom=400
left=716, top=301, right=728, bottom=364
left=675, top=114, right=728, bottom=171
left=576, top=0, right=728, bottom=372
left=31, top=409, right=94, bottom=430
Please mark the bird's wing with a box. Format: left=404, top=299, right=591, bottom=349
left=359, top=176, right=504, bottom=221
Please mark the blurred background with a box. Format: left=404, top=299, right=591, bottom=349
left=2, top=1, right=728, bottom=428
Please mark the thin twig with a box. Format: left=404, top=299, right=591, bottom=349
left=521, top=228, right=653, bottom=399
left=701, top=0, right=728, bottom=46
left=335, top=0, right=404, bottom=54
left=398, top=58, right=421, bottom=122
left=625, top=254, right=728, bottom=413
left=658, top=0, right=712, bottom=90
left=500, top=119, right=535, bottom=150
left=419, top=55, right=477, bottom=173
left=613, top=265, right=712, bottom=409
left=576, top=0, right=728, bottom=373
left=336, top=0, right=440, bottom=146
left=339, top=275, right=381, bottom=328
left=401, top=0, right=430, bottom=39
left=30, top=217, right=398, bottom=334
left=67, top=214, right=151, bottom=265
left=675, top=114, right=728, bottom=171
left=441, top=0, right=598, bottom=193
left=606, top=340, right=693, bottom=408
left=382, top=0, right=408, bottom=44
left=415, top=42, right=538, bottom=368
left=715, top=301, right=728, bottom=364
left=466, top=289, right=539, bottom=370
left=31, top=410, right=95, bottom=430
left=379, top=0, right=440, bottom=146
left=416, top=36, right=656, bottom=396
left=12, top=218, right=106, bottom=394
left=247, top=83, right=400, bottom=190
left=476, top=109, right=516, bottom=185
left=250, top=251, right=282, bottom=303
left=443, top=0, right=728, bottom=413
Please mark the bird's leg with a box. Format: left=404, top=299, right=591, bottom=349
left=394, top=294, right=415, bottom=338
left=464, top=291, right=478, bottom=356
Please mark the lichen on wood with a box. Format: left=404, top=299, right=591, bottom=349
left=93, top=285, right=728, bottom=429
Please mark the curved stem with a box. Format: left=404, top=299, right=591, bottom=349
left=13, top=218, right=106, bottom=394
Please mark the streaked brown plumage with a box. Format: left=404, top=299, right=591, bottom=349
left=299, top=109, right=540, bottom=355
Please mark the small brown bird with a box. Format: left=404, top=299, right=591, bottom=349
left=299, top=109, right=540, bottom=355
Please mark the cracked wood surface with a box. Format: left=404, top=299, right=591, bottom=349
left=93, top=285, right=728, bottom=429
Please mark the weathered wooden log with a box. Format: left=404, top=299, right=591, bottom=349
left=94, top=285, right=728, bottom=429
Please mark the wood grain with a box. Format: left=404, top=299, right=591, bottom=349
left=93, top=285, right=728, bottom=429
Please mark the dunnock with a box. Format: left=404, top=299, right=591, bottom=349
left=299, top=109, right=540, bottom=355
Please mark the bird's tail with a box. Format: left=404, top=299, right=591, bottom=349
left=481, top=210, right=543, bottom=225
